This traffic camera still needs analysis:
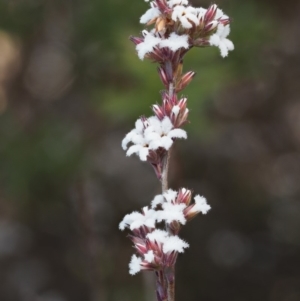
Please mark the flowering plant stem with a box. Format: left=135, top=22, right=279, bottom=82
left=119, top=1, right=233, bottom=301
left=161, top=82, right=175, bottom=301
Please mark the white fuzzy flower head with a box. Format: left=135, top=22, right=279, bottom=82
left=122, top=116, right=187, bottom=161
left=172, top=5, right=199, bottom=29
left=209, top=24, right=234, bottom=57
left=140, top=6, right=161, bottom=24
left=146, top=229, right=169, bottom=243
left=159, top=33, right=189, bottom=52
left=119, top=206, right=156, bottom=231
left=193, top=195, right=211, bottom=214
left=157, top=202, right=187, bottom=224
left=135, top=30, right=190, bottom=60
left=136, top=31, right=162, bottom=60
left=144, top=250, right=155, bottom=263
left=163, top=189, right=178, bottom=203
left=163, top=235, right=189, bottom=253
left=129, top=255, right=142, bottom=275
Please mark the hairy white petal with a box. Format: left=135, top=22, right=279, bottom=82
left=158, top=203, right=187, bottom=224
left=168, top=128, right=187, bottom=139
left=160, top=33, right=189, bottom=51
left=160, top=136, right=173, bottom=150
left=136, top=32, right=161, bottom=60
left=172, top=105, right=180, bottom=117
left=139, top=147, right=150, bottom=161
left=163, top=236, right=189, bottom=253
left=163, top=189, right=178, bottom=203
left=151, top=194, right=165, bottom=208
left=126, top=144, right=143, bottom=157
left=144, top=250, right=155, bottom=263
left=193, top=195, right=211, bottom=214
left=140, top=7, right=160, bottom=24
left=147, top=229, right=169, bottom=243
left=161, top=116, right=173, bottom=133
left=129, top=255, right=142, bottom=275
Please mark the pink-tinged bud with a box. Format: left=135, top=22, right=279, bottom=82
left=169, top=94, right=178, bottom=106
left=176, top=188, right=192, bottom=205
left=204, top=20, right=218, bottom=33
left=176, top=71, right=196, bottom=92
left=152, top=104, right=164, bottom=120
left=157, top=67, right=169, bottom=87
left=155, top=0, right=170, bottom=14
left=204, top=4, right=218, bottom=23
left=183, top=204, right=199, bottom=221
left=177, top=97, right=187, bottom=110
left=219, top=17, right=230, bottom=26
left=163, top=98, right=172, bottom=116
left=129, top=36, right=144, bottom=45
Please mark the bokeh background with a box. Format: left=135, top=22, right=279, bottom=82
left=0, top=0, right=300, bottom=300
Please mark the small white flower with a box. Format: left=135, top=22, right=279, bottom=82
left=129, top=255, right=142, bottom=275
left=159, top=33, right=189, bottom=52
left=136, top=31, right=162, bottom=60
left=209, top=24, right=234, bottom=57
left=163, top=235, right=189, bottom=253
left=151, top=194, right=165, bottom=208
left=147, top=229, right=169, bottom=243
left=144, top=250, right=155, bottom=263
left=172, top=5, right=199, bottom=29
left=122, top=116, right=187, bottom=161
left=119, top=207, right=156, bottom=230
left=193, top=195, right=211, bottom=214
left=172, top=105, right=180, bottom=117
left=140, top=6, right=161, bottom=24
left=163, top=189, right=178, bottom=203
left=157, top=202, right=187, bottom=224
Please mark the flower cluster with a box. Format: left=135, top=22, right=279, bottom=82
left=119, top=188, right=211, bottom=275
left=123, top=1, right=233, bottom=178
left=133, top=0, right=234, bottom=60
left=122, top=115, right=187, bottom=178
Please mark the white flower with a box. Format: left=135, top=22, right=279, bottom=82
left=163, top=189, right=178, bottom=203
left=172, top=105, right=180, bottom=117
left=163, top=235, right=189, bottom=253
left=146, top=230, right=189, bottom=253
left=209, top=24, right=234, bottom=57
left=136, top=31, right=162, bottom=60
left=172, top=5, right=199, bottom=29
left=147, top=229, right=169, bottom=243
left=144, top=250, right=155, bottom=263
left=193, top=195, right=211, bottom=214
left=136, top=31, right=190, bottom=60
left=119, top=206, right=156, bottom=230
left=140, top=6, right=161, bottom=24
left=151, top=194, right=165, bottom=208
left=129, top=254, right=142, bottom=275
left=157, top=202, right=187, bottom=224
left=159, top=33, right=189, bottom=52
left=122, top=116, right=187, bottom=161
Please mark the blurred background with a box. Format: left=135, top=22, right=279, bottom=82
left=0, top=0, right=300, bottom=300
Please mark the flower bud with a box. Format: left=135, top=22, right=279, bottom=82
left=204, top=4, right=218, bottom=23
left=204, top=20, right=218, bottom=34
left=129, top=36, right=144, bottom=45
